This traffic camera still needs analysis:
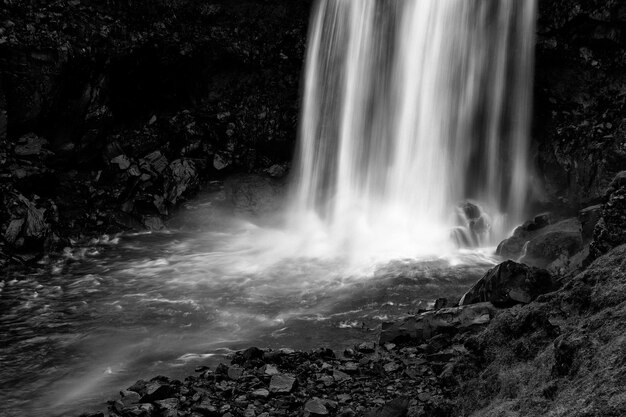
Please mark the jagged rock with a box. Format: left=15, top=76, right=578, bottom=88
left=111, top=154, right=131, bottom=170
left=213, top=154, right=230, bottom=170
left=118, top=403, right=155, bottom=417
left=154, top=398, right=179, bottom=417
left=269, top=374, right=295, bottom=393
left=251, top=388, right=269, bottom=399
left=379, top=302, right=496, bottom=345
left=14, top=133, right=48, bottom=157
left=120, top=390, right=141, bottom=407
left=304, top=398, right=329, bottom=416
left=460, top=261, right=557, bottom=307
left=140, top=381, right=174, bottom=402
left=141, top=151, right=168, bottom=174
left=166, top=159, right=198, bottom=204
left=4, top=218, right=24, bottom=245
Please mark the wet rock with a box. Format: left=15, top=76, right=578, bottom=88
left=119, top=403, right=155, bottom=417
left=357, top=341, right=376, bottom=353
left=154, top=398, right=179, bottom=417
left=269, top=374, right=295, bottom=394
left=111, top=154, right=131, bottom=170
left=380, top=302, right=496, bottom=345
left=263, top=364, right=280, bottom=376
left=520, top=219, right=584, bottom=267
left=460, top=261, right=558, bottom=307
left=304, top=398, right=329, bottom=416
left=140, top=381, right=174, bottom=402
left=498, top=218, right=584, bottom=267
left=120, top=390, right=141, bottom=407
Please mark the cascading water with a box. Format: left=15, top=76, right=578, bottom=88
left=288, top=0, right=536, bottom=261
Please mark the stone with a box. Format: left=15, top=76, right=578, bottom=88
left=380, top=302, right=497, bottom=345
left=141, top=151, right=168, bottom=174
left=4, top=218, right=24, bottom=245
left=213, top=154, right=230, bottom=170
left=357, top=341, right=376, bottom=353
left=120, top=390, right=141, bottom=407
left=263, top=364, right=280, bottom=376
left=266, top=164, right=287, bottom=178
left=110, top=154, right=131, bottom=170
left=25, top=202, right=47, bottom=238
left=14, top=133, right=47, bottom=157
left=269, top=374, right=295, bottom=394
left=120, top=403, right=155, bottom=417
left=498, top=217, right=584, bottom=267
left=154, top=398, right=179, bottom=417
left=332, top=370, right=351, bottom=382
left=251, top=388, right=270, bottom=399
left=304, top=398, right=329, bottom=416
left=227, top=365, right=244, bottom=380
left=140, top=381, right=173, bottom=402
left=460, top=261, right=558, bottom=307
left=520, top=219, right=584, bottom=267
left=166, top=159, right=199, bottom=204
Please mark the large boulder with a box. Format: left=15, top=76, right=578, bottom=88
left=497, top=217, right=583, bottom=268
left=460, top=261, right=558, bottom=307
left=379, top=302, right=497, bottom=345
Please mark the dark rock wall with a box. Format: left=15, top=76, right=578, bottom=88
left=534, top=0, right=626, bottom=208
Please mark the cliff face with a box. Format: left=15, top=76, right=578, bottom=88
left=0, top=0, right=310, bottom=262
left=534, top=0, right=626, bottom=208
left=1, top=0, right=625, bottom=262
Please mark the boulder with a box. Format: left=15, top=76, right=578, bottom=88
left=578, top=204, right=602, bottom=240
left=519, top=219, right=584, bottom=268
left=379, top=302, right=497, bottom=345
left=269, top=374, right=295, bottom=394
left=460, top=261, right=558, bottom=307
left=498, top=217, right=583, bottom=267
left=304, top=398, right=329, bottom=416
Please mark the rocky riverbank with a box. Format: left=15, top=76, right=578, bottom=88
left=75, top=173, right=626, bottom=417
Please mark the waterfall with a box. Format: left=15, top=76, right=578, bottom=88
left=288, top=0, right=536, bottom=261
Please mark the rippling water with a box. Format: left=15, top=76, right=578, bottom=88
left=0, top=191, right=499, bottom=417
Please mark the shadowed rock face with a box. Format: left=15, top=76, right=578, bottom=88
left=534, top=0, right=626, bottom=208
left=460, top=261, right=558, bottom=307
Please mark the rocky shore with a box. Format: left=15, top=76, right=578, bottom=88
left=75, top=173, right=626, bottom=417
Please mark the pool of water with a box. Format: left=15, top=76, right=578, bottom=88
left=0, top=192, right=499, bottom=417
